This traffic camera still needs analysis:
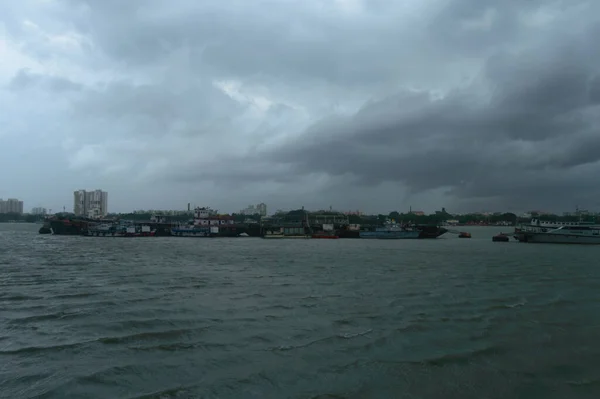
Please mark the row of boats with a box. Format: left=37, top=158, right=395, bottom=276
left=81, top=220, right=445, bottom=239
left=264, top=221, right=433, bottom=239
left=41, top=206, right=600, bottom=244
left=39, top=207, right=449, bottom=239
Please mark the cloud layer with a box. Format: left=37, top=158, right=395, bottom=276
left=1, top=0, right=599, bottom=213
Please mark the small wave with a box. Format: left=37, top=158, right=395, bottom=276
left=0, top=341, right=88, bottom=355
left=7, top=311, right=85, bottom=324
left=129, top=342, right=198, bottom=352
left=488, top=300, right=527, bottom=310
left=98, top=327, right=210, bottom=345
left=0, top=294, right=43, bottom=301
left=271, top=329, right=372, bottom=352
left=545, top=297, right=577, bottom=307
left=77, top=364, right=144, bottom=385
left=333, top=318, right=354, bottom=326
left=337, top=329, right=372, bottom=339
left=51, top=292, right=96, bottom=299
left=247, top=335, right=274, bottom=344
left=265, top=304, right=294, bottom=310
left=127, top=384, right=199, bottom=399
left=417, top=345, right=506, bottom=367
left=567, top=377, right=600, bottom=387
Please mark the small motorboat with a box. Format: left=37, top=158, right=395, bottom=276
left=492, top=233, right=510, bottom=242
left=458, top=232, right=472, bottom=238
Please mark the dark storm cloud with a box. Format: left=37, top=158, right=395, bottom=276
left=253, top=14, right=600, bottom=210
left=4, top=0, right=600, bottom=212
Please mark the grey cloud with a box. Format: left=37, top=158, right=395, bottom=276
left=589, top=75, right=600, bottom=104
left=72, top=79, right=244, bottom=139
left=247, top=18, right=600, bottom=211
left=4, top=0, right=600, bottom=213
left=65, top=0, right=454, bottom=89
left=8, top=69, right=82, bottom=92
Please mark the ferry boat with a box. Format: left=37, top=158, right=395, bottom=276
left=359, top=222, right=420, bottom=239
left=513, top=219, right=598, bottom=240
left=515, top=222, right=600, bottom=244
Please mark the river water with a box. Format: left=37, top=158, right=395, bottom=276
left=1, top=223, right=599, bottom=398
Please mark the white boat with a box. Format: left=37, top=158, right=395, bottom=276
left=516, top=223, right=600, bottom=244
left=517, top=218, right=591, bottom=232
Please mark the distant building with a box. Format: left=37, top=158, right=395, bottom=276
left=73, top=189, right=108, bottom=218
left=240, top=203, right=267, bottom=217
left=0, top=198, right=24, bottom=214
left=344, top=210, right=363, bottom=216
left=133, top=209, right=192, bottom=216
left=31, top=207, right=47, bottom=215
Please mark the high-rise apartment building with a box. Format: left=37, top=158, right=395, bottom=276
left=256, top=203, right=267, bottom=217
left=31, top=207, right=48, bottom=215
left=240, top=203, right=267, bottom=217
left=0, top=198, right=24, bottom=214
left=73, top=190, right=108, bottom=218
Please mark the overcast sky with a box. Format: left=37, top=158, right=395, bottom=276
left=1, top=0, right=599, bottom=214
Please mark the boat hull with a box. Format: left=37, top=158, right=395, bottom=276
left=359, top=231, right=420, bottom=239
left=170, top=228, right=216, bottom=237
left=262, top=234, right=310, bottom=239
left=517, top=232, right=600, bottom=244
left=311, top=234, right=339, bottom=239
left=415, top=225, right=448, bottom=238
left=336, top=230, right=360, bottom=238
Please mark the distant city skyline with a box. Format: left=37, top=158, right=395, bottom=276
left=2, top=1, right=600, bottom=216
left=0, top=190, right=595, bottom=218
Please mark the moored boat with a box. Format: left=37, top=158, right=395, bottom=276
left=262, top=228, right=310, bottom=239
left=169, top=206, right=234, bottom=237
left=311, top=233, right=339, bottom=239
left=515, top=223, right=600, bottom=244
left=85, top=223, right=156, bottom=237
left=170, top=226, right=217, bottom=237
left=413, top=224, right=448, bottom=238
left=492, top=233, right=510, bottom=242
left=359, top=222, right=420, bottom=239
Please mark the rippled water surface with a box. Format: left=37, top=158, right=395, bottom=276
left=1, top=223, right=600, bottom=398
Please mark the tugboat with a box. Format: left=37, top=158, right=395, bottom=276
left=458, top=231, right=472, bottom=238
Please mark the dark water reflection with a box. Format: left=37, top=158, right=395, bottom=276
left=1, top=224, right=599, bottom=398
